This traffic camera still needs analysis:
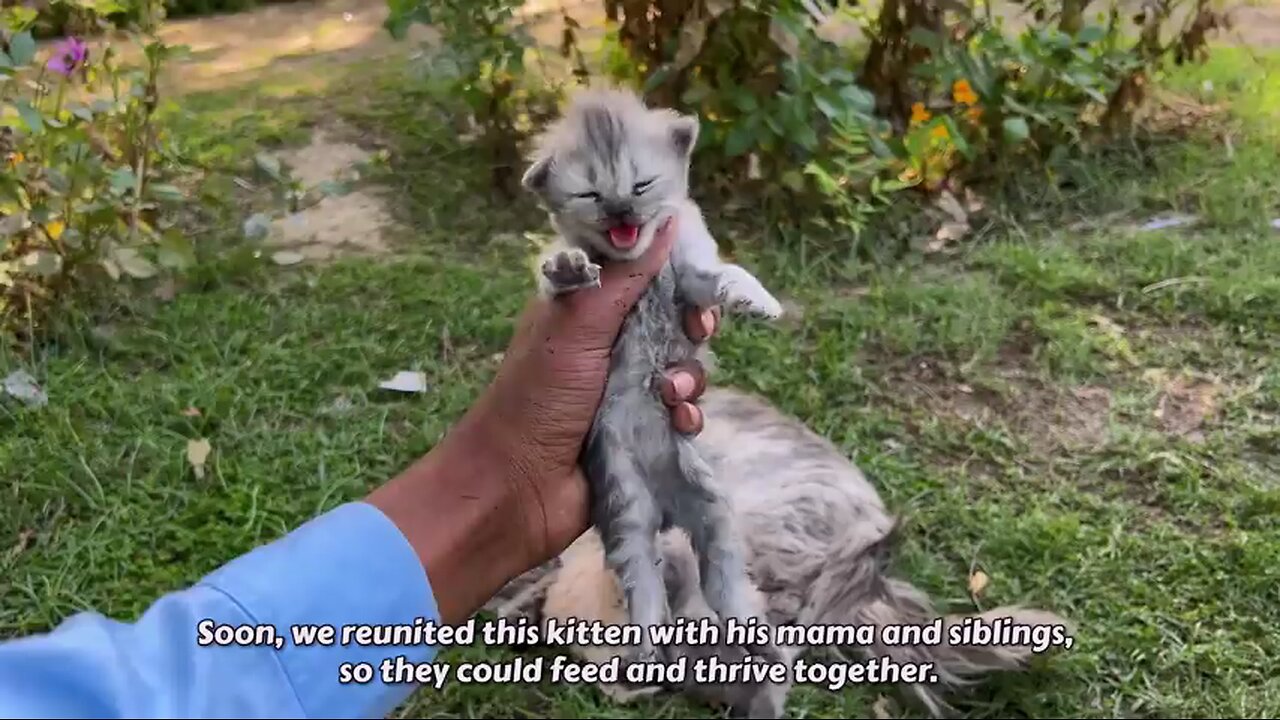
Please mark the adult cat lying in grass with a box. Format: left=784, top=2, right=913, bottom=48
left=486, top=386, right=1074, bottom=719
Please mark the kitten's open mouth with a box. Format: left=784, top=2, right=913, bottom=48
left=606, top=224, right=640, bottom=250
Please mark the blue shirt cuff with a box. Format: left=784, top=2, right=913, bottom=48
left=198, top=500, right=440, bottom=718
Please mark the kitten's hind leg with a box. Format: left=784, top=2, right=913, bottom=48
left=539, top=245, right=602, bottom=297
left=586, top=429, right=667, bottom=663
left=672, top=437, right=779, bottom=661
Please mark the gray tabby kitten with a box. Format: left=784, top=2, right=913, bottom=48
left=520, top=86, right=784, bottom=663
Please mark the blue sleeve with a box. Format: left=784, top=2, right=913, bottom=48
left=0, top=501, right=441, bottom=719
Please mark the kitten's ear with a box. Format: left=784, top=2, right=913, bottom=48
left=521, top=155, right=553, bottom=196
left=669, top=114, right=699, bottom=158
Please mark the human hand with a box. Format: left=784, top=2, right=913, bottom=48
left=465, top=216, right=719, bottom=558
left=368, top=217, right=721, bottom=623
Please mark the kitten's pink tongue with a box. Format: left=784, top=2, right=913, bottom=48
left=607, top=224, right=640, bottom=249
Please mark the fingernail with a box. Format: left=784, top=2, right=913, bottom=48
left=670, top=371, right=695, bottom=399
left=673, top=403, right=703, bottom=434
left=699, top=309, right=716, bottom=338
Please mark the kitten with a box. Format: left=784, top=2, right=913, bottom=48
left=520, top=86, right=784, bottom=664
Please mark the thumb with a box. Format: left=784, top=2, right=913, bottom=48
left=554, top=217, right=676, bottom=349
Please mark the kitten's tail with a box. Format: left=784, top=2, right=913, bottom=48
left=794, top=522, right=1073, bottom=718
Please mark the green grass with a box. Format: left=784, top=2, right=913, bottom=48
left=3, top=40, right=1280, bottom=719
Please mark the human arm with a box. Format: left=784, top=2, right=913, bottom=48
left=0, top=218, right=719, bottom=719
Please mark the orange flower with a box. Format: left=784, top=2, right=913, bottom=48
left=930, top=123, right=950, bottom=141
left=6, top=152, right=23, bottom=166
left=952, top=78, right=978, bottom=106
left=898, top=167, right=921, bottom=184
left=910, top=102, right=931, bottom=125
left=966, top=106, right=983, bottom=124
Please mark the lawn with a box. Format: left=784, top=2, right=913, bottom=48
left=2, top=24, right=1278, bottom=720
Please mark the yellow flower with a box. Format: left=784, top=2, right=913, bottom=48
left=46, top=220, right=66, bottom=241
left=952, top=78, right=979, bottom=106
left=930, top=123, right=950, bottom=141
left=6, top=152, right=23, bottom=166
left=898, top=167, right=921, bottom=184
left=910, top=102, right=931, bottom=125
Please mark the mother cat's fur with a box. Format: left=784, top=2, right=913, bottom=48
left=486, top=387, right=1074, bottom=718
left=520, top=87, right=784, bottom=663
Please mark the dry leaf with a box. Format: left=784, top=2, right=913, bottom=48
left=187, top=438, right=212, bottom=479
left=1089, top=313, right=1126, bottom=336
left=378, top=370, right=429, bottom=394
left=3, top=370, right=48, bottom=407
left=153, top=278, right=178, bottom=302
left=1154, top=374, right=1222, bottom=438
left=181, top=406, right=201, bottom=417
left=968, top=569, right=990, bottom=596
left=871, top=694, right=894, bottom=719
left=271, top=250, right=305, bottom=266
left=964, top=187, right=985, bottom=214
left=9, top=528, right=35, bottom=558
left=1138, top=214, right=1197, bottom=231
left=935, top=189, right=969, bottom=224
left=928, top=220, right=970, bottom=252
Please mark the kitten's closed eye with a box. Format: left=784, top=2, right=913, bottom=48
left=633, top=178, right=656, bottom=196
left=574, top=191, right=602, bottom=201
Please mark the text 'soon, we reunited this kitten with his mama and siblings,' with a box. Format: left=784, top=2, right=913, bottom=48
left=519, top=86, right=785, bottom=663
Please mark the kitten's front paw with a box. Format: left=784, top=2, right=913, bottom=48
left=716, top=266, right=784, bottom=320
left=541, top=247, right=602, bottom=294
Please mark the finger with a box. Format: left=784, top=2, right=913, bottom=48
left=683, top=305, right=720, bottom=343
left=658, top=360, right=707, bottom=407
left=554, top=216, right=677, bottom=348
left=671, top=402, right=704, bottom=434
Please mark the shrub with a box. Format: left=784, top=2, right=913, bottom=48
left=385, top=0, right=1231, bottom=252
left=0, top=0, right=194, bottom=346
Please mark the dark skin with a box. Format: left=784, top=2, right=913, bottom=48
left=367, top=218, right=720, bottom=624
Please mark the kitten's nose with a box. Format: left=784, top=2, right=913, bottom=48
left=602, top=200, right=632, bottom=223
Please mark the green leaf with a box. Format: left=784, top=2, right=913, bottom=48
left=14, top=101, right=42, bottom=133
left=908, top=27, right=942, bottom=52
left=20, top=249, right=61, bottom=277
left=729, top=86, right=758, bottom=113
left=313, top=179, right=352, bottom=197
left=867, top=133, right=895, bottom=159
left=794, top=123, right=819, bottom=152
left=157, top=231, right=196, bottom=270
left=113, top=247, right=158, bottom=279
left=814, top=94, right=842, bottom=120
left=1, top=6, right=37, bottom=31
left=8, top=30, right=35, bottom=66
left=1076, top=24, right=1107, bottom=44
left=839, top=85, right=877, bottom=115
left=109, top=167, right=137, bottom=195
left=943, top=117, right=973, bottom=159
left=723, top=121, right=756, bottom=158
left=148, top=184, right=186, bottom=201
left=1002, top=116, right=1031, bottom=144
left=254, top=152, right=284, bottom=182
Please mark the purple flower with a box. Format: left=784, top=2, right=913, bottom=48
left=47, top=37, right=88, bottom=78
